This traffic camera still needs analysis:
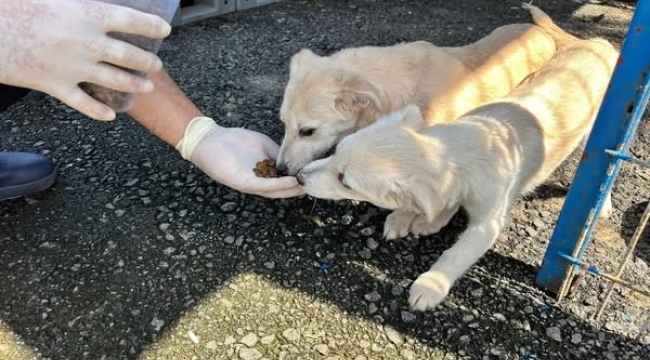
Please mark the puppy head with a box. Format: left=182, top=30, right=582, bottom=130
left=297, top=106, right=441, bottom=222
left=276, top=49, right=383, bottom=175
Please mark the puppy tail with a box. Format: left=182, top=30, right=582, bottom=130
left=522, top=2, right=579, bottom=48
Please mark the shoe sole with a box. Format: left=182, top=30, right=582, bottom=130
left=0, top=169, right=57, bottom=201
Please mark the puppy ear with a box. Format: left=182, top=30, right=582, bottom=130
left=386, top=177, right=441, bottom=223
left=334, top=73, right=381, bottom=114
left=290, top=49, right=319, bottom=75
left=371, top=105, right=425, bottom=130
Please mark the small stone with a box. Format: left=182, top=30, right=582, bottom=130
left=224, top=236, right=235, bottom=244
left=385, top=326, right=404, bottom=346
left=470, top=288, right=483, bottom=297
left=364, top=291, right=381, bottom=302
left=264, top=261, right=275, bottom=269
left=241, top=333, right=259, bottom=347
left=360, top=227, right=375, bottom=236
left=366, top=238, right=379, bottom=250
left=314, top=344, right=329, bottom=355
left=282, top=328, right=300, bottom=343
left=391, top=285, right=404, bottom=296
left=206, top=340, right=218, bottom=350
left=371, top=343, right=382, bottom=352
left=125, top=178, right=139, bottom=187
left=188, top=331, right=200, bottom=344
left=358, top=248, right=372, bottom=259
left=401, top=311, right=417, bottom=324
left=260, top=334, right=275, bottom=345
left=459, top=335, right=470, bottom=343
left=493, top=313, right=506, bottom=322
left=115, top=209, right=125, bottom=217
left=150, top=317, right=165, bottom=332
left=524, top=306, right=534, bottom=314
left=238, top=347, right=263, bottom=360
left=158, top=223, right=170, bottom=232
left=359, top=340, right=371, bottom=348
left=571, top=333, right=582, bottom=344
left=224, top=335, right=236, bottom=345
left=221, top=202, right=237, bottom=212
left=401, top=349, right=416, bottom=360
left=368, top=303, right=378, bottom=314
left=546, top=327, right=562, bottom=342
left=462, top=315, right=474, bottom=323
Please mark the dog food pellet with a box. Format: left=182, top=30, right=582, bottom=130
left=253, top=159, right=279, bottom=178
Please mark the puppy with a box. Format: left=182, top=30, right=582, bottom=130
left=297, top=36, right=619, bottom=311
left=276, top=4, right=576, bottom=175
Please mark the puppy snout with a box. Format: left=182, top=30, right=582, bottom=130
left=276, top=161, right=288, bottom=174
left=296, top=172, right=306, bottom=186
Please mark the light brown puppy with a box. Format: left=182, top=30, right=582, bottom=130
left=297, top=36, right=618, bottom=311
left=276, top=4, right=575, bottom=175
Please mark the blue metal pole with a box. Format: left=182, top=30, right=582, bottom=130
left=535, top=1, right=650, bottom=297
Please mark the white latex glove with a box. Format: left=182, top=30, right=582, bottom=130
left=0, top=0, right=172, bottom=121
left=176, top=117, right=305, bottom=199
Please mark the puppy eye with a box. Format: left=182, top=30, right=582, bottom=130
left=338, top=172, right=351, bottom=189
left=299, top=128, right=316, bottom=137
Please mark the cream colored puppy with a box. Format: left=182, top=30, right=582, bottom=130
left=296, top=37, right=618, bottom=311
left=276, top=4, right=574, bottom=175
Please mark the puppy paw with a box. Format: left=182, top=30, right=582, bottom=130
left=383, top=210, right=418, bottom=240
left=408, top=271, right=451, bottom=311
left=410, top=215, right=446, bottom=237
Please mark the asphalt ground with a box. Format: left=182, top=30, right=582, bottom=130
left=0, top=0, right=648, bottom=359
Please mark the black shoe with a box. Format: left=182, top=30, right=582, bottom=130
left=0, top=152, right=56, bottom=201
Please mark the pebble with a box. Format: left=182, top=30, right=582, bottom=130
left=282, top=328, right=300, bottom=343
left=264, top=261, right=275, bottom=269
left=158, top=223, right=170, bottom=232
left=238, top=347, right=263, bottom=360
left=524, top=306, right=534, bottom=314
left=366, top=238, right=379, bottom=250
left=385, top=326, right=404, bottom=346
left=401, top=311, right=417, bottom=324
left=571, top=333, right=582, bottom=344
left=224, top=335, right=236, bottom=345
left=188, top=330, right=200, bottom=344
left=368, top=303, right=378, bottom=314
left=125, top=178, right=139, bottom=187
left=221, top=202, right=238, bottom=212
left=493, top=313, right=506, bottom=322
left=260, top=334, right=275, bottom=345
left=358, top=248, right=372, bottom=259
left=462, top=315, right=474, bottom=323
left=401, top=349, right=416, bottom=360
left=546, top=327, right=562, bottom=342
left=391, top=285, right=404, bottom=296
left=224, top=236, right=235, bottom=244
left=241, top=333, right=259, bottom=347
left=360, top=227, right=375, bottom=236
left=205, top=340, right=218, bottom=350
left=314, top=344, right=329, bottom=355
left=364, top=291, right=381, bottom=302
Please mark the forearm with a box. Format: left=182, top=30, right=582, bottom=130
left=127, top=67, right=204, bottom=146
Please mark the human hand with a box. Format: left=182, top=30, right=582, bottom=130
left=176, top=117, right=305, bottom=198
left=0, top=0, right=171, bottom=121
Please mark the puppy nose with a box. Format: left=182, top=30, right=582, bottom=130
left=275, top=161, right=287, bottom=174
left=296, top=172, right=305, bottom=186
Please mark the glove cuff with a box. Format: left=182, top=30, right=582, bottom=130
left=175, top=116, right=220, bottom=160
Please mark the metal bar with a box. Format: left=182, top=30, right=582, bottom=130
left=535, top=1, right=650, bottom=298
left=557, top=252, right=650, bottom=298
left=592, top=201, right=650, bottom=320
left=605, top=149, right=650, bottom=168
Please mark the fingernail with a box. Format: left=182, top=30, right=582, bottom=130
left=162, top=22, right=172, bottom=37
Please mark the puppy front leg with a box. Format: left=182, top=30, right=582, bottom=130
left=408, top=214, right=505, bottom=311
left=383, top=210, right=419, bottom=240
left=409, top=203, right=460, bottom=237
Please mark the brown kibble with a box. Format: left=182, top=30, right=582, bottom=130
left=254, top=159, right=279, bottom=178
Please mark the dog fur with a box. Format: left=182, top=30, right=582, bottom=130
left=297, top=35, right=618, bottom=311
left=276, top=4, right=575, bottom=175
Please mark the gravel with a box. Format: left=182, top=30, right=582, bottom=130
left=0, top=0, right=648, bottom=360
